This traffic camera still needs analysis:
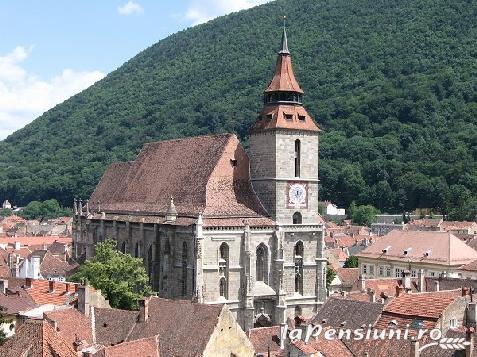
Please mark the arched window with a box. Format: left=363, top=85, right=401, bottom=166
left=147, top=245, right=153, bottom=283
left=135, top=242, right=140, bottom=257
left=295, top=139, right=301, bottom=177
left=182, top=242, right=188, bottom=296
left=219, top=277, right=227, bottom=298
left=256, top=244, right=268, bottom=284
left=294, top=241, right=304, bottom=294
left=293, top=212, right=302, bottom=224
left=219, top=243, right=229, bottom=299
left=121, top=241, right=127, bottom=254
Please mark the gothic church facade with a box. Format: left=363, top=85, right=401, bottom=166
left=73, top=28, right=326, bottom=331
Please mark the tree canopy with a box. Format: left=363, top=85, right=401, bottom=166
left=343, top=256, right=359, bottom=268
left=349, top=202, right=379, bottom=227
left=70, top=239, right=152, bottom=310
left=1, top=0, right=477, bottom=219
left=19, top=199, right=72, bottom=221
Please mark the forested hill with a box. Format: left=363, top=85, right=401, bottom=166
left=1, top=0, right=477, bottom=219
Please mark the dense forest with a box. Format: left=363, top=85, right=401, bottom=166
left=1, top=0, right=477, bottom=219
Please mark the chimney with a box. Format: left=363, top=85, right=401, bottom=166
left=77, top=285, right=90, bottom=316
left=418, top=269, right=425, bottom=292
left=411, top=340, right=420, bottom=357
left=14, top=241, right=20, bottom=250
left=0, top=279, right=8, bottom=294
left=138, top=297, right=150, bottom=322
left=396, top=285, right=405, bottom=297
left=435, top=281, right=440, bottom=292
left=466, top=328, right=474, bottom=357
left=367, top=288, right=376, bottom=303
left=403, top=270, right=411, bottom=291
left=48, top=280, right=55, bottom=293
left=359, top=274, right=366, bottom=291
left=25, top=277, right=32, bottom=289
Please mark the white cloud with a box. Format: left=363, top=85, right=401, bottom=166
left=185, top=0, right=270, bottom=25
left=117, top=1, right=143, bottom=16
left=0, top=46, right=105, bottom=140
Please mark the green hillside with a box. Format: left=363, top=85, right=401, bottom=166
left=1, top=0, right=477, bottom=219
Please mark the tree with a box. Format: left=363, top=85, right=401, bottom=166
left=0, top=209, right=12, bottom=218
left=343, top=256, right=359, bottom=268
left=326, top=265, right=336, bottom=289
left=71, top=239, right=152, bottom=310
left=19, top=199, right=72, bottom=221
left=349, top=202, right=379, bottom=226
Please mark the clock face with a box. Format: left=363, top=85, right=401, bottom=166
left=288, top=183, right=307, bottom=208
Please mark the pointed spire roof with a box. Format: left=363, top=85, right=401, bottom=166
left=279, top=25, right=290, bottom=55
left=265, top=21, right=303, bottom=94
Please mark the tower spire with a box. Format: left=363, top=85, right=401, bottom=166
left=279, top=16, right=290, bottom=55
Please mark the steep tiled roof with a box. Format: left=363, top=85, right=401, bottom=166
left=0, top=290, right=36, bottom=315
left=356, top=230, right=477, bottom=266
left=45, top=308, right=94, bottom=350
left=89, top=134, right=269, bottom=220
left=95, top=307, right=138, bottom=346
left=336, top=268, right=359, bottom=288
left=265, top=50, right=303, bottom=93
left=94, top=336, right=160, bottom=357
left=380, top=290, right=460, bottom=319
left=3, top=277, right=78, bottom=305
left=40, top=251, right=78, bottom=277
left=0, top=320, right=76, bottom=357
left=292, top=336, right=353, bottom=357
left=311, top=297, right=384, bottom=330
left=248, top=326, right=281, bottom=356
left=250, top=104, right=320, bottom=133
left=127, top=298, right=224, bottom=357
left=407, top=218, right=443, bottom=228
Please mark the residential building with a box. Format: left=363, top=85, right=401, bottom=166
left=73, top=28, right=326, bottom=330
left=2, top=200, right=12, bottom=210
left=356, top=230, right=477, bottom=279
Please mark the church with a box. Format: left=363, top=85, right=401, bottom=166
left=73, top=27, right=327, bottom=331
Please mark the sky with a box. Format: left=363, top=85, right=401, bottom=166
left=0, top=0, right=270, bottom=140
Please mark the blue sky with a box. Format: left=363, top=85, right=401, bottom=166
left=0, top=0, right=269, bottom=139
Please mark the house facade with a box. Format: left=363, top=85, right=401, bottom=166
left=72, top=28, right=326, bottom=331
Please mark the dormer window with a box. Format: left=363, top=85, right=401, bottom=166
left=266, top=114, right=273, bottom=121
left=403, top=247, right=412, bottom=255
left=230, top=159, right=237, bottom=167
left=285, top=114, right=293, bottom=121
left=298, top=115, right=306, bottom=122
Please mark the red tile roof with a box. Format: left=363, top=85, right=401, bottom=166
left=0, top=320, right=76, bottom=357
left=94, top=335, right=160, bottom=357
left=248, top=326, right=281, bottom=356
left=265, top=51, right=303, bottom=93
left=356, top=230, right=477, bottom=266
left=336, top=268, right=359, bottom=287
left=0, top=236, right=72, bottom=247
left=44, top=308, right=93, bottom=350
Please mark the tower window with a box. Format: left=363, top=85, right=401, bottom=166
left=295, top=139, right=301, bottom=177
left=182, top=242, right=188, bottom=296
left=293, top=212, right=302, bottom=224
left=121, top=241, right=127, bottom=254
left=230, top=159, right=237, bottom=167
left=298, top=115, right=306, bottom=122
left=285, top=114, right=293, bottom=121
left=135, top=242, right=140, bottom=257
left=294, top=241, right=304, bottom=294
left=219, top=243, right=229, bottom=298
left=256, top=244, right=269, bottom=284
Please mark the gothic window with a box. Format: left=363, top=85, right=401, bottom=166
left=256, top=244, right=268, bottom=284
left=295, top=139, right=301, bottom=177
left=219, top=277, right=227, bottom=298
left=182, top=242, right=188, bottom=296
left=294, top=241, right=304, bottom=294
left=135, top=242, right=140, bottom=257
left=121, top=241, right=127, bottom=254
left=219, top=243, right=229, bottom=299
left=147, top=245, right=153, bottom=283
left=293, top=212, right=302, bottom=224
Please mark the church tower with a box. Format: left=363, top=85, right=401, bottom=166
left=249, top=26, right=320, bottom=225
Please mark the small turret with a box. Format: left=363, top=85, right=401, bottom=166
left=165, top=196, right=178, bottom=221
